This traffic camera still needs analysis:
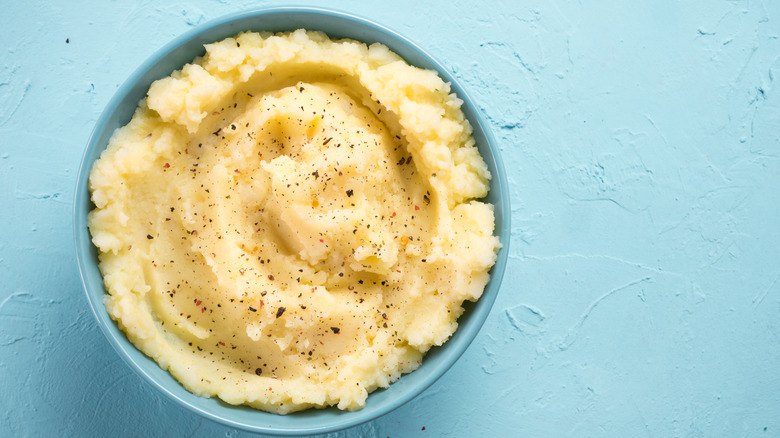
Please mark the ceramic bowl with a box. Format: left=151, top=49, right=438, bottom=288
left=74, top=6, right=510, bottom=435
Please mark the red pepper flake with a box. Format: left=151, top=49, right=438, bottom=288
left=201, top=307, right=205, bottom=313
left=422, top=426, right=426, bottom=431
left=234, top=169, right=241, bottom=173
left=319, top=239, right=324, bottom=243
left=218, top=341, right=225, bottom=346
left=391, top=212, right=396, bottom=217
left=163, top=162, right=170, bottom=168
left=195, top=300, right=202, bottom=306
left=414, top=205, right=420, bottom=211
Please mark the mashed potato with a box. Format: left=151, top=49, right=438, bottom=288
left=88, top=29, right=499, bottom=414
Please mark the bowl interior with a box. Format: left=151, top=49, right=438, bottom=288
left=74, top=6, right=510, bottom=436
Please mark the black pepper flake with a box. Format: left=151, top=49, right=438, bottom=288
left=312, top=170, right=319, bottom=179
left=248, top=306, right=257, bottom=312
left=346, top=189, right=353, bottom=197
left=276, top=307, right=286, bottom=318
left=147, top=234, right=154, bottom=239
left=255, top=368, right=262, bottom=376
left=323, top=137, right=332, bottom=145
left=330, top=327, right=340, bottom=334
left=213, top=128, right=221, bottom=136
left=397, top=157, right=406, bottom=166
left=268, top=274, right=275, bottom=281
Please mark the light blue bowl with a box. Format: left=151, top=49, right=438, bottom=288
left=74, top=7, right=510, bottom=436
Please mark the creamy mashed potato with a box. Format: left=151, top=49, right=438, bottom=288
left=88, top=29, right=499, bottom=414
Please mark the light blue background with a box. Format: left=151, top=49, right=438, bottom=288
left=2, top=1, right=779, bottom=437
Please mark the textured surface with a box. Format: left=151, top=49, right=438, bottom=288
left=2, top=0, right=779, bottom=436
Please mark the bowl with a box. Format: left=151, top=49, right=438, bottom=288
left=74, top=6, right=510, bottom=436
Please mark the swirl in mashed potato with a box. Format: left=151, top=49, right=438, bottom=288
left=88, top=29, right=499, bottom=414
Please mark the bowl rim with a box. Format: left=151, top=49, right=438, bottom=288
left=73, top=5, right=510, bottom=435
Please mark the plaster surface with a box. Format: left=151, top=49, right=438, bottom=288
left=1, top=1, right=779, bottom=436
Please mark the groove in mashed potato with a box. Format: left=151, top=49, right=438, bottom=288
left=88, top=29, right=499, bottom=414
